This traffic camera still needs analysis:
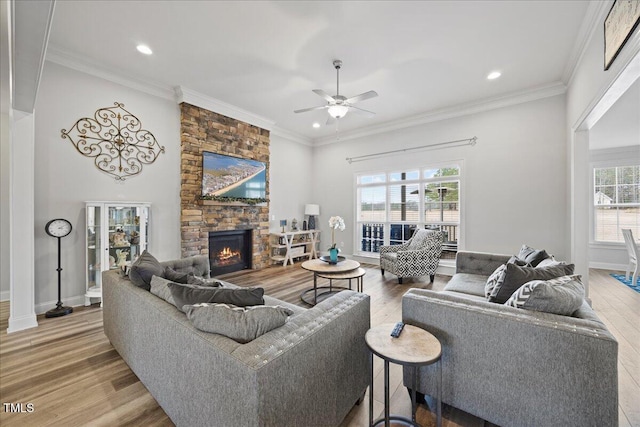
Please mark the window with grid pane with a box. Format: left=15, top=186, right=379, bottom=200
left=356, top=164, right=461, bottom=258
left=593, top=165, right=640, bottom=243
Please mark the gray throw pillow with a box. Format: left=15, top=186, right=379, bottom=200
left=163, top=266, right=190, bottom=284
left=187, top=275, right=223, bottom=287
left=485, top=257, right=529, bottom=299
left=516, top=244, right=549, bottom=267
left=504, top=275, right=585, bottom=316
left=168, top=282, right=264, bottom=312
left=487, top=262, right=575, bottom=304
left=150, top=275, right=177, bottom=306
left=184, top=303, right=294, bottom=343
left=129, top=251, right=164, bottom=291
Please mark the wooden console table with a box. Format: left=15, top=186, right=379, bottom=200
left=270, top=230, right=320, bottom=266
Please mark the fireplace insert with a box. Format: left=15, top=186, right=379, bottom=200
left=209, top=229, right=252, bottom=275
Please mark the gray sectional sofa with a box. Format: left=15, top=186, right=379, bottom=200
left=402, top=251, right=618, bottom=427
left=103, top=255, right=371, bottom=427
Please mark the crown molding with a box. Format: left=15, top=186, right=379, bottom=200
left=564, top=1, right=613, bottom=86
left=270, top=126, right=313, bottom=146
left=45, top=45, right=176, bottom=101
left=313, top=81, right=567, bottom=146
left=176, top=86, right=275, bottom=131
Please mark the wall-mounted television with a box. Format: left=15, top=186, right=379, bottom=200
left=202, top=151, right=267, bottom=201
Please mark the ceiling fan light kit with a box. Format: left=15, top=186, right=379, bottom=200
left=294, top=59, right=378, bottom=124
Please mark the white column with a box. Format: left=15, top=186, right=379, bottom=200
left=7, top=109, right=38, bottom=333
left=570, top=130, right=590, bottom=297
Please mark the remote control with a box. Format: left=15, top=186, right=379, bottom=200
left=390, top=322, right=405, bottom=338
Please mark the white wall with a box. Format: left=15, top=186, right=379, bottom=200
left=32, top=62, right=314, bottom=311
left=1, top=112, right=9, bottom=300
left=268, top=134, right=314, bottom=232
left=34, top=62, right=181, bottom=311
left=312, top=94, right=568, bottom=260
left=566, top=5, right=640, bottom=277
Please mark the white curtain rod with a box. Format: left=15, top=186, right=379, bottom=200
left=345, top=136, right=477, bottom=164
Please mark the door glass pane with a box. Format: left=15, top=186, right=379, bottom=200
left=108, top=206, right=141, bottom=270
left=87, top=205, right=101, bottom=288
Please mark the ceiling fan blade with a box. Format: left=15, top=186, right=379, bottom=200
left=294, top=105, right=328, bottom=114
left=345, top=90, right=378, bottom=104
left=312, top=89, right=335, bottom=103
left=349, top=105, right=376, bottom=118
left=326, top=115, right=336, bottom=125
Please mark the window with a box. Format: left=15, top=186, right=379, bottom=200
left=593, top=165, right=640, bottom=242
left=356, top=164, right=461, bottom=258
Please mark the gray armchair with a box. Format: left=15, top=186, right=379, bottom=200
left=380, top=229, right=443, bottom=284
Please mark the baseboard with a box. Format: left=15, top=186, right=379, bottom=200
left=35, top=295, right=89, bottom=315
left=7, top=313, right=38, bottom=333
left=589, top=262, right=628, bottom=272
left=0, top=290, right=9, bottom=302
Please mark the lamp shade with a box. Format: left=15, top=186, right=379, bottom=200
left=304, top=204, right=320, bottom=216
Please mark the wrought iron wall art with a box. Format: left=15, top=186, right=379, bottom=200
left=61, top=102, right=165, bottom=181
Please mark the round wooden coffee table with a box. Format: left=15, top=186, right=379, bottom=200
left=301, top=258, right=360, bottom=305
left=365, top=323, right=442, bottom=427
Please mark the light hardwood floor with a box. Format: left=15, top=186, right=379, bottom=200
left=0, top=265, right=638, bottom=426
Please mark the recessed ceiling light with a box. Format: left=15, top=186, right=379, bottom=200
left=312, top=122, right=320, bottom=129
left=136, top=45, right=153, bottom=55
left=487, top=71, right=501, bottom=80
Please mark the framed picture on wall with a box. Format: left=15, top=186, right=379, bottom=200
left=604, top=0, right=640, bottom=70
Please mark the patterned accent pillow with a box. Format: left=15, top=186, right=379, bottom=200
left=504, top=275, right=584, bottom=315
left=184, top=303, right=294, bottom=343
left=488, top=263, right=575, bottom=304
left=485, top=264, right=508, bottom=299
left=407, top=229, right=431, bottom=250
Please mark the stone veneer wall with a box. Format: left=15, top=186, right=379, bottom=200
left=180, top=103, right=270, bottom=270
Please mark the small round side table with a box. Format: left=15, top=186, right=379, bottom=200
left=365, top=323, right=442, bottom=427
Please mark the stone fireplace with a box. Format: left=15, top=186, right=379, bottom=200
left=179, top=103, right=270, bottom=270
left=209, top=229, right=252, bottom=275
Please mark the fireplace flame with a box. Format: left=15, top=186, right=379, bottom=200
left=215, top=247, right=242, bottom=266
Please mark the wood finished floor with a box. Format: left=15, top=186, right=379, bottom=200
left=0, top=265, right=638, bottom=427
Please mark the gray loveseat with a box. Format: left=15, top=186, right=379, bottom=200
left=103, top=255, right=370, bottom=427
left=402, top=251, right=618, bottom=427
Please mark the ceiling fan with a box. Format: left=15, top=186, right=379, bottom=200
left=294, top=59, right=378, bottom=125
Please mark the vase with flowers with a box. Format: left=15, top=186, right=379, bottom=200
left=328, top=216, right=346, bottom=263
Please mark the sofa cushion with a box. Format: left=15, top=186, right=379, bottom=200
left=129, top=251, right=164, bottom=291
left=444, top=273, right=487, bottom=297
left=184, top=303, right=294, bottom=343
left=504, top=275, right=585, bottom=315
left=516, top=244, right=549, bottom=267
left=168, top=282, right=265, bottom=312
left=488, top=263, right=575, bottom=304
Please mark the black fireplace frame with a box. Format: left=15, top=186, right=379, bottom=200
left=208, top=229, right=253, bottom=275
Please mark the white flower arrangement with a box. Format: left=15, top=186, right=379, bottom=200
left=328, top=216, right=346, bottom=249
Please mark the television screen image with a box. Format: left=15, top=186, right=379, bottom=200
left=202, top=152, right=266, bottom=200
